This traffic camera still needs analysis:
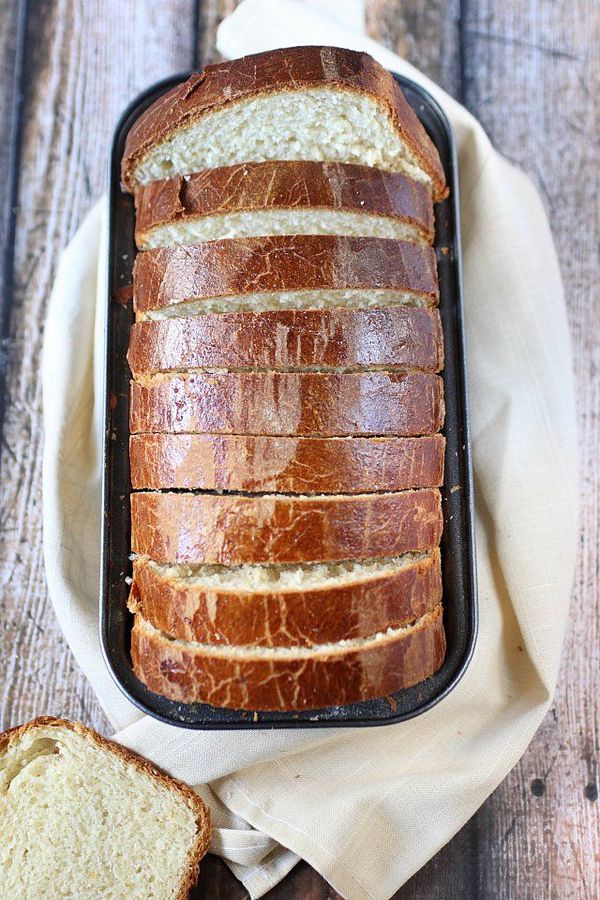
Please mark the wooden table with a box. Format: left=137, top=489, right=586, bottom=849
left=0, top=2, right=597, bottom=896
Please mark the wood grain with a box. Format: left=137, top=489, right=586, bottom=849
left=366, top=0, right=462, bottom=96
left=0, top=0, right=597, bottom=897
left=197, top=0, right=239, bottom=65
left=0, top=0, right=25, bottom=434
left=0, top=0, right=196, bottom=733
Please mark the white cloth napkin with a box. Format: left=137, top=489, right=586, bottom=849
left=42, top=1, right=578, bottom=897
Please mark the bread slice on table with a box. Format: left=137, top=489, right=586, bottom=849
left=0, top=717, right=210, bottom=899
left=127, top=306, right=444, bottom=377
left=129, top=433, right=445, bottom=493
left=132, top=235, right=439, bottom=319
left=129, top=371, right=445, bottom=437
left=128, top=548, right=442, bottom=647
left=134, top=161, right=434, bottom=249
left=130, top=605, right=446, bottom=710
left=121, top=46, right=447, bottom=200
left=130, top=488, right=443, bottom=566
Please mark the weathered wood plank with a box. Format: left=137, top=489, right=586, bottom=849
left=197, top=0, right=239, bottom=65
left=457, top=2, right=600, bottom=898
left=0, top=0, right=196, bottom=733
left=366, top=0, right=461, bottom=97
left=192, top=856, right=347, bottom=900
left=0, top=0, right=25, bottom=432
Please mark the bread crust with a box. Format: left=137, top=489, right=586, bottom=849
left=134, top=160, right=434, bottom=247
left=129, top=433, right=445, bottom=493
left=129, top=549, right=442, bottom=647
left=127, top=306, right=444, bottom=377
left=130, top=488, right=443, bottom=565
left=130, top=606, right=446, bottom=710
left=0, top=717, right=211, bottom=899
left=132, top=235, right=439, bottom=315
left=129, top=371, right=445, bottom=437
left=121, top=46, right=447, bottom=200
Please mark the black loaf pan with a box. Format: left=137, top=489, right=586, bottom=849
left=101, top=71, right=478, bottom=728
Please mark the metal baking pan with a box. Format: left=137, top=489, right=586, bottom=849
left=101, top=71, right=478, bottom=729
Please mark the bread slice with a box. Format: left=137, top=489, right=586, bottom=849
left=130, top=488, right=443, bottom=566
left=129, top=433, right=445, bottom=493
left=121, top=46, right=447, bottom=200
left=0, top=717, right=210, bottom=899
left=128, top=549, right=442, bottom=647
left=130, top=605, right=446, bottom=710
left=129, top=371, right=445, bottom=437
left=133, top=235, right=439, bottom=318
left=127, top=306, right=444, bottom=377
left=134, top=161, right=434, bottom=249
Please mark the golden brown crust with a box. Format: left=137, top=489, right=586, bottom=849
left=127, top=306, right=444, bottom=377
left=134, top=160, right=435, bottom=246
left=129, top=433, right=445, bottom=493
left=129, top=549, right=442, bottom=647
left=130, top=606, right=446, bottom=710
left=121, top=46, right=446, bottom=199
left=130, top=489, right=443, bottom=566
left=132, top=235, right=439, bottom=315
left=0, top=717, right=211, bottom=899
left=129, top=371, right=445, bottom=438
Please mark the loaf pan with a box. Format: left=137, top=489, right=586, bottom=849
left=101, top=72, right=477, bottom=729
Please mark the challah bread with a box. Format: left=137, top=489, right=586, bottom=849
left=134, top=161, right=434, bottom=249
left=121, top=48, right=449, bottom=711
left=128, top=550, right=442, bottom=647
left=130, top=488, right=443, bottom=566
left=121, top=46, right=447, bottom=200
left=0, top=717, right=210, bottom=898
left=129, top=371, right=445, bottom=437
left=132, top=235, right=439, bottom=318
left=127, top=306, right=443, bottom=377
left=129, top=433, right=445, bottom=493
left=130, top=605, right=446, bottom=710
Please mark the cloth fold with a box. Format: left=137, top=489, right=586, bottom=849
left=42, top=1, right=577, bottom=897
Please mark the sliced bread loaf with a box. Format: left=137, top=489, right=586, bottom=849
left=132, top=235, right=439, bottom=318
left=129, top=549, right=442, bottom=647
left=0, top=717, right=210, bottom=898
left=121, top=46, right=447, bottom=200
left=127, top=306, right=444, bottom=377
left=130, top=605, right=446, bottom=709
left=129, top=371, right=445, bottom=437
left=134, top=161, right=434, bottom=249
left=129, top=433, right=445, bottom=493
left=130, top=488, right=443, bottom=566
